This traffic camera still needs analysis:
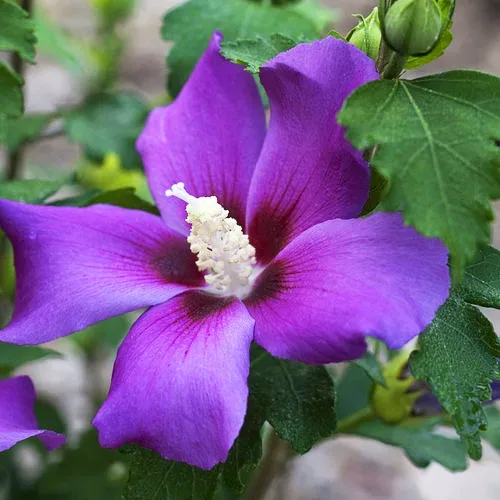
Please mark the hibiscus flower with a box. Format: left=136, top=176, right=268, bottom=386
left=0, top=34, right=449, bottom=469
left=0, top=376, right=65, bottom=452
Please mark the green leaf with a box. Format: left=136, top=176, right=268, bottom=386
left=0, top=60, right=23, bottom=118
left=338, top=71, right=500, bottom=279
left=0, top=343, right=59, bottom=374
left=51, top=188, right=102, bottom=207
left=64, top=92, right=149, bottom=169
left=84, top=187, right=159, bottom=215
left=353, top=419, right=468, bottom=471
left=249, top=345, right=336, bottom=453
left=222, top=398, right=263, bottom=493
left=71, top=314, right=130, bottom=351
left=34, top=6, right=86, bottom=74
left=214, top=483, right=240, bottom=500
left=0, top=178, right=65, bottom=203
left=162, top=0, right=325, bottom=97
left=287, top=0, right=336, bottom=34
left=353, top=351, right=386, bottom=387
left=35, top=398, right=67, bottom=436
left=221, top=34, right=299, bottom=74
left=124, top=446, right=220, bottom=500
left=409, top=294, right=500, bottom=459
left=335, top=364, right=372, bottom=421
left=482, top=406, right=500, bottom=451
left=456, top=245, right=500, bottom=308
left=0, top=0, right=36, bottom=62
left=38, top=430, right=130, bottom=500
left=405, top=0, right=455, bottom=70
left=3, top=113, right=52, bottom=152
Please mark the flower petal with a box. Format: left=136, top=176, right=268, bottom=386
left=0, top=376, right=65, bottom=452
left=137, top=32, right=266, bottom=235
left=245, top=213, right=450, bottom=364
left=0, top=200, right=203, bottom=344
left=93, top=291, right=255, bottom=470
left=246, top=38, right=378, bottom=263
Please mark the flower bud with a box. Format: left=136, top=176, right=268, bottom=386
left=384, top=0, right=442, bottom=56
left=77, top=152, right=151, bottom=200
left=347, top=8, right=382, bottom=61
left=371, top=351, right=422, bottom=424
left=91, top=0, right=136, bottom=25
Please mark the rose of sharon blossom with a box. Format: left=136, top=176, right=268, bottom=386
left=0, top=34, right=450, bottom=469
left=0, top=376, right=65, bottom=452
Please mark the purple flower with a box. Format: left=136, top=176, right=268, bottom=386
left=0, top=34, right=450, bottom=469
left=0, top=376, right=65, bottom=452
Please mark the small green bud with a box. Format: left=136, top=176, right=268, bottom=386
left=384, top=0, right=442, bottom=56
left=91, top=0, right=136, bottom=26
left=347, top=8, right=382, bottom=61
left=371, top=351, right=423, bottom=424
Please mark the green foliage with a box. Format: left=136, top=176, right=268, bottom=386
left=0, top=178, right=65, bottom=203
left=34, top=7, right=87, bottom=74
left=34, top=398, right=67, bottom=437
left=353, top=351, right=386, bottom=387
left=0, top=0, right=37, bottom=141
left=37, top=430, right=130, bottom=500
left=84, top=187, right=159, bottom=214
left=221, top=399, right=263, bottom=493
left=3, top=113, right=52, bottom=152
left=406, top=0, right=454, bottom=69
left=0, top=61, right=23, bottom=139
left=456, top=245, right=500, bottom=308
left=339, top=70, right=500, bottom=280
left=221, top=34, right=298, bottom=74
left=162, top=0, right=330, bottom=97
left=52, top=187, right=158, bottom=214
left=354, top=419, right=468, bottom=471
left=410, top=294, right=500, bottom=459
left=335, top=364, right=373, bottom=421
left=91, top=0, right=137, bottom=29
left=249, top=345, right=336, bottom=453
left=0, top=0, right=36, bottom=62
left=64, top=92, right=149, bottom=169
left=51, top=189, right=102, bottom=207
left=0, top=343, right=59, bottom=374
left=124, top=446, right=220, bottom=500
left=288, top=0, right=337, bottom=33
left=482, top=406, right=500, bottom=451
left=71, top=314, right=130, bottom=351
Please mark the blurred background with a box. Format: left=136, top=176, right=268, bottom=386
left=1, top=0, right=500, bottom=498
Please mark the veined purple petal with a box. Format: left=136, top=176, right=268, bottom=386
left=0, top=200, right=203, bottom=344
left=137, top=32, right=266, bottom=235
left=0, top=376, right=65, bottom=452
left=246, top=38, right=378, bottom=264
left=93, top=291, right=254, bottom=470
left=245, top=213, right=450, bottom=364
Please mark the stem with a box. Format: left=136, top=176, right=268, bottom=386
left=376, top=0, right=407, bottom=79
left=5, top=0, right=33, bottom=181
left=244, top=431, right=294, bottom=500
left=379, top=46, right=408, bottom=79
left=336, top=407, right=375, bottom=434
